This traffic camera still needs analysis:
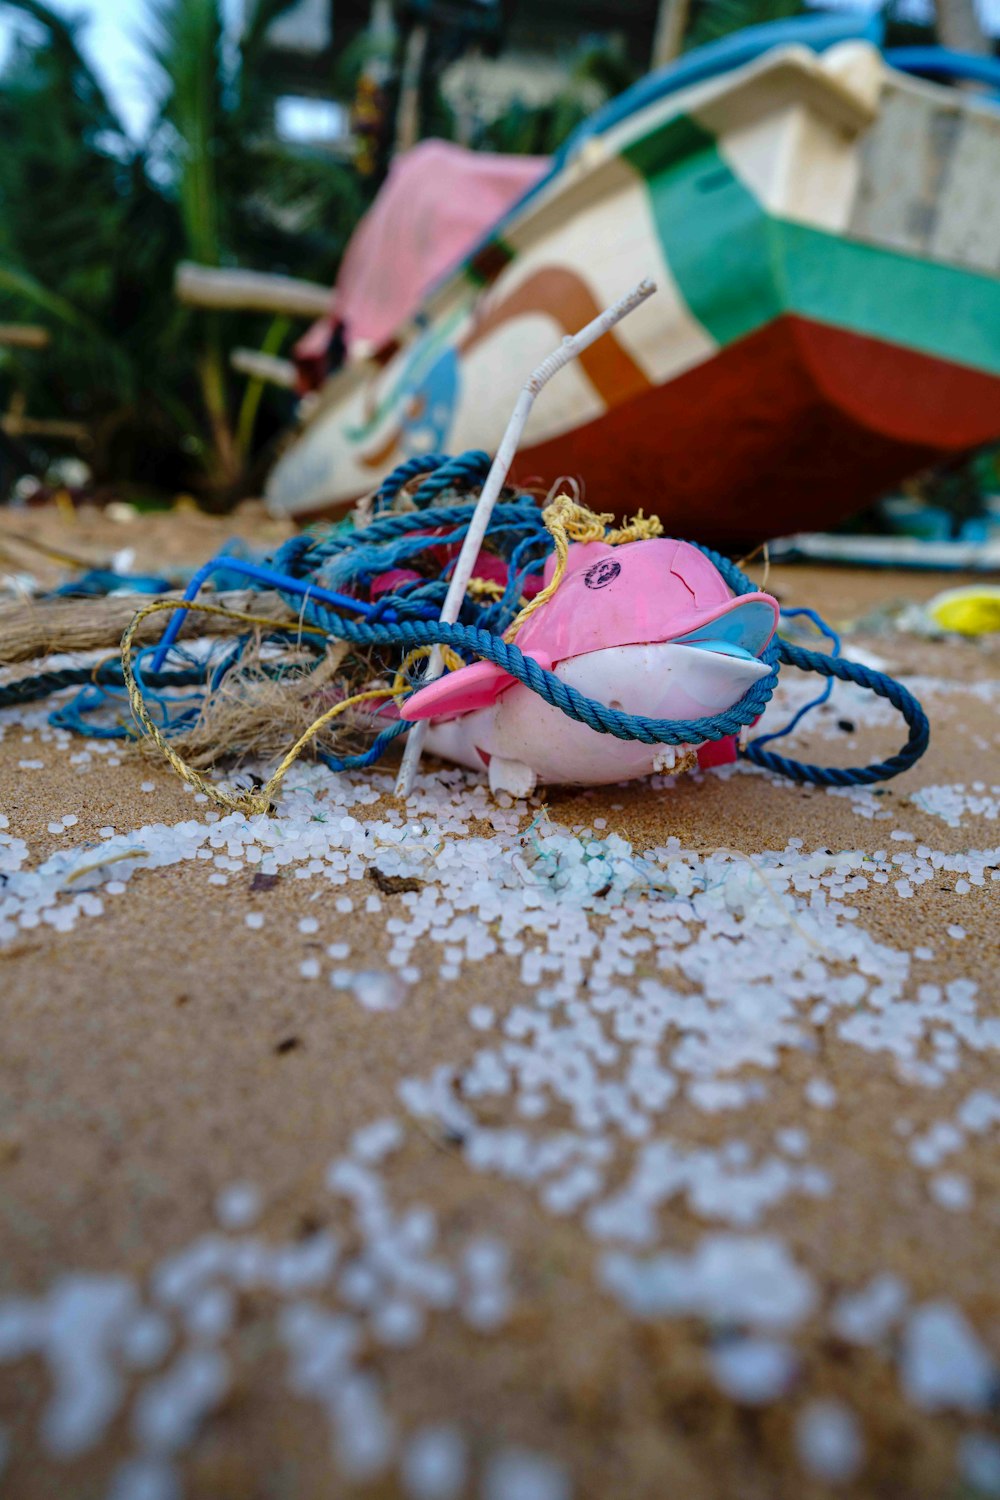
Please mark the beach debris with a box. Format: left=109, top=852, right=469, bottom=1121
left=45, top=478, right=925, bottom=815
left=925, top=583, right=1000, bottom=636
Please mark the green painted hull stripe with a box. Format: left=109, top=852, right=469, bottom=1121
left=623, top=113, right=1000, bottom=377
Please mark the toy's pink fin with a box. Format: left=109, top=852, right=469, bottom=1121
left=402, top=660, right=514, bottom=722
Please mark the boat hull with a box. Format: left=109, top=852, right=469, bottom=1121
left=266, top=43, right=1000, bottom=545
left=518, top=313, right=1000, bottom=546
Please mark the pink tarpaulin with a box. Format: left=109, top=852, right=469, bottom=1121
left=294, top=139, right=550, bottom=391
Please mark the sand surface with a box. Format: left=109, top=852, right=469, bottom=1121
left=0, top=510, right=998, bottom=1500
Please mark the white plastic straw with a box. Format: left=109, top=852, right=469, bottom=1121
left=395, top=276, right=657, bottom=797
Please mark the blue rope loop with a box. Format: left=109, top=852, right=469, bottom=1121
left=744, top=640, right=930, bottom=787
left=372, top=453, right=447, bottom=512
left=288, top=606, right=783, bottom=747
left=751, top=606, right=840, bottom=751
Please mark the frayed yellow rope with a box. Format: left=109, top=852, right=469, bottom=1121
left=504, top=495, right=663, bottom=641
left=465, top=577, right=504, bottom=601
left=466, top=576, right=532, bottom=608
left=121, top=598, right=463, bottom=817
left=605, top=509, right=664, bottom=546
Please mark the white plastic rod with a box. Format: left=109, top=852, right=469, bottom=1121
left=394, top=276, right=657, bottom=798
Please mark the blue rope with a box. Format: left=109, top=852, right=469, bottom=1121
left=411, top=449, right=490, bottom=507
left=0, top=662, right=204, bottom=716
left=274, top=499, right=544, bottom=575
left=372, top=453, right=447, bottom=512
left=745, top=640, right=929, bottom=787
left=287, top=605, right=784, bottom=746
left=317, top=719, right=409, bottom=773
left=750, top=606, right=840, bottom=751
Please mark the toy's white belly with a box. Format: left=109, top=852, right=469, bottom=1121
left=423, top=643, right=770, bottom=791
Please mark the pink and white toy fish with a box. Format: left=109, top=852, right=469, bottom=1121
left=401, top=537, right=779, bottom=796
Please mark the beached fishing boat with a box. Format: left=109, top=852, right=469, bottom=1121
left=265, top=16, right=1000, bottom=547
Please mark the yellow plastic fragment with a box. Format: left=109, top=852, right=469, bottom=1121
left=927, top=586, right=1000, bottom=637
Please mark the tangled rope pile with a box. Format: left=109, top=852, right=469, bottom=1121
left=0, top=450, right=930, bottom=811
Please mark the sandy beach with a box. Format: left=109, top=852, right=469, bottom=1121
left=0, top=509, right=997, bottom=1500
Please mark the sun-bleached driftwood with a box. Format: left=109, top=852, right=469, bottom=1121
left=176, top=263, right=331, bottom=318
left=0, top=589, right=298, bottom=667
left=0, top=324, right=51, bottom=350
left=231, top=348, right=298, bottom=388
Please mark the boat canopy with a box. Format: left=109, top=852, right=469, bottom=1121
left=293, top=140, right=548, bottom=390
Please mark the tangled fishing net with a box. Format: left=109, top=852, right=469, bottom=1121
left=51, top=455, right=582, bottom=803
left=7, top=449, right=930, bottom=813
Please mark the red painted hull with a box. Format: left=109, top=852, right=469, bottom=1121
left=512, top=315, right=1000, bottom=548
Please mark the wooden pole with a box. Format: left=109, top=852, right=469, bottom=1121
left=935, top=0, right=990, bottom=55
left=394, top=22, right=428, bottom=155
left=1, top=415, right=89, bottom=442
left=175, top=263, right=331, bottom=318
left=0, top=325, right=51, bottom=350
left=230, top=348, right=297, bottom=389
left=0, top=589, right=293, bottom=667
left=651, top=0, right=691, bottom=69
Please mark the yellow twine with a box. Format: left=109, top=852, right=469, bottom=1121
left=504, top=495, right=662, bottom=641
left=465, top=577, right=504, bottom=601
left=121, top=598, right=463, bottom=817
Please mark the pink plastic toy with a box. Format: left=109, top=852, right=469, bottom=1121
left=402, top=537, right=779, bottom=796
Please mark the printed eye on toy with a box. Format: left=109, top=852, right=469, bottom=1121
left=584, top=559, right=621, bottom=590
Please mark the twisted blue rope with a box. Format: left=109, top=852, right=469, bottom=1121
left=274, top=499, right=544, bottom=575
left=372, top=453, right=447, bottom=511
left=752, top=606, right=840, bottom=751
left=745, top=641, right=929, bottom=786
left=0, top=662, right=204, bottom=715
left=411, top=450, right=490, bottom=507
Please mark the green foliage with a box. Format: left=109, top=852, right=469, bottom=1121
left=481, top=40, right=636, bottom=157
left=147, top=0, right=228, bottom=267
left=0, top=0, right=365, bottom=499
left=686, top=0, right=805, bottom=51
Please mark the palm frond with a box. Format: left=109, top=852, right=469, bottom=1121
left=686, top=0, right=804, bottom=50
left=146, top=0, right=225, bottom=265
left=0, top=0, right=125, bottom=138
left=0, top=0, right=367, bottom=497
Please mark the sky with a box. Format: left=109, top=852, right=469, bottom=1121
left=0, top=0, right=240, bottom=139
left=0, top=0, right=157, bottom=137
left=0, top=0, right=997, bottom=142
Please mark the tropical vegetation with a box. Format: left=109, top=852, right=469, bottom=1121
left=0, top=0, right=364, bottom=502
